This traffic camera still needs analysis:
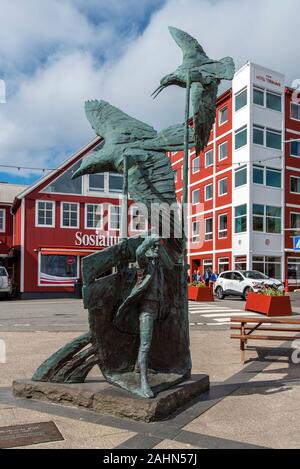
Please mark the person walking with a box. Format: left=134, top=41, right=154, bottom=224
left=210, top=271, right=219, bottom=289
left=203, top=268, right=211, bottom=287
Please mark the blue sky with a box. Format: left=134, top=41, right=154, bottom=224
left=0, top=0, right=299, bottom=185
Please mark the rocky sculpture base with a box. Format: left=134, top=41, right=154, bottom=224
left=12, top=374, right=209, bottom=422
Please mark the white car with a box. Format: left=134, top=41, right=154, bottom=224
left=0, top=266, right=12, bottom=298
left=214, top=270, right=284, bottom=301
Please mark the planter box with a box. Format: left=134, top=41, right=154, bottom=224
left=245, top=292, right=292, bottom=317
left=188, top=286, right=214, bottom=302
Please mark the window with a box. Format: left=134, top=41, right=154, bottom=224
left=205, top=218, right=213, bottom=241
left=253, top=125, right=264, bottom=145
left=89, top=173, right=104, bottom=192
left=288, top=257, right=300, bottom=281
left=235, top=126, right=247, bottom=149
left=40, top=254, right=78, bottom=285
left=203, top=259, right=213, bottom=271
left=266, top=92, right=282, bottom=112
left=85, top=204, right=103, bottom=229
left=291, top=177, right=300, bottom=194
left=235, top=165, right=247, bottom=188
left=192, top=221, right=200, bottom=242
left=219, top=141, right=228, bottom=161
left=205, top=150, right=213, bottom=167
left=266, top=206, right=281, bottom=234
left=43, top=161, right=82, bottom=195
left=218, top=214, right=228, bottom=238
left=266, top=168, right=281, bottom=188
left=235, top=88, right=247, bottom=111
left=218, top=257, right=229, bottom=273
left=235, top=204, right=247, bottom=233
left=36, top=201, right=55, bottom=227
left=291, top=103, right=300, bottom=121
left=291, top=141, right=300, bottom=157
left=253, top=204, right=264, bottom=232
left=109, top=173, right=123, bottom=193
left=219, top=106, right=228, bottom=125
left=252, top=256, right=281, bottom=279
left=266, top=129, right=282, bottom=150
left=205, top=183, right=213, bottom=201
left=109, top=205, right=121, bottom=230
left=291, top=213, right=300, bottom=237
left=235, top=256, right=247, bottom=271
left=0, top=209, right=5, bottom=232
left=253, top=87, right=264, bottom=106
left=131, top=206, right=147, bottom=232
left=253, top=165, right=264, bottom=184
left=192, top=189, right=200, bottom=204
left=192, top=156, right=200, bottom=173
left=61, top=202, right=79, bottom=228
left=218, top=178, right=228, bottom=196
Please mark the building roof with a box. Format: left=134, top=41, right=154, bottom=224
left=0, top=183, right=28, bottom=204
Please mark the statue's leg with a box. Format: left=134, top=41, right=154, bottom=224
left=137, top=310, right=155, bottom=398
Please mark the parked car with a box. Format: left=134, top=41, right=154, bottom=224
left=0, top=266, right=13, bottom=298
left=214, top=270, right=284, bottom=301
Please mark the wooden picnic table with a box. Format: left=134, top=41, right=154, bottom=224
left=230, top=316, right=300, bottom=363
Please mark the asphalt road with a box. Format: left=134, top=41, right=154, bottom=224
left=0, top=294, right=300, bottom=332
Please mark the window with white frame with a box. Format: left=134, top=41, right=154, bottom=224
left=252, top=256, right=281, bottom=279
left=291, top=176, right=300, bottom=194
left=109, top=205, right=121, bottom=230
left=253, top=204, right=265, bottom=232
left=218, top=141, right=228, bottom=161
left=192, top=221, right=200, bottom=242
left=235, top=126, right=247, bottom=149
left=252, top=204, right=281, bottom=234
left=253, top=87, right=264, bottom=106
left=109, top=173, right=123, bottom=193
left=234, top=204, right=247, bottom=233
left=288, top=257, right=300, bottom=281
left=85, top=204, right=103, bottom=229
left=253, top=125, right=264, bottom=145
left=218, top=257, right=229, bottom=273
left=235, top=88, right=247, bottom=111
left=36, top=201, right=55, bottom=227
left=61, top=202, right=79, bottom=228
left=192, top=189, right=200, bottom=204
left=205, top=150, right=213, bottom=167
left=219, top=106, right=228, bottom=125
left=192, top=156, right=200, bottom=173
left=291, top=141, right=300, bottom=157
left=252, top=165, right=281, bottom=188
left=203, top=258, right=213, bottom=270
left=218, top=213, right=228, bottom=238
left=291, top=213, right=300, bottom=236
left=131, top=206, right=147, bottom=232
left=89, top=173, right=105, bottom=192
left=266, top=128, right=282, bottom=150
left=0, top=209, right=5, bottom=232
left=266, top=91, right=282, bottom=112
left=218, top=177, right=228, bottom=196
left=205, top=183, right=213, bottom=201
left=253, top=165, right=264, bottom=184
left=40, top=254, right=78, bottom=285
left=205, top=218, right=213, bottom=241
left=235, top=165, right=247, bottom=188
left=291, top=103, right=300, bottom=121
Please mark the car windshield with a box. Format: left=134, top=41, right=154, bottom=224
left=0, top=267, right=6, bottom=276
left=241, top=271, right=269, bottom=280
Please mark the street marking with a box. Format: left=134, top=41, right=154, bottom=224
left=201, top=312, right=260, bottom=318
left=13, top=324, right=30, bottom=327
left=191, top=309, right=244, bottom=315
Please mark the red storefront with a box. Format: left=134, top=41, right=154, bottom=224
left=7, top=137, right=144, bottom=299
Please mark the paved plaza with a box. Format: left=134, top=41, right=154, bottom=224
left=1, top=296, right=300, bottom=448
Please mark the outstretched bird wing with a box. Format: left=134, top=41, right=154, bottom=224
left=85, top=100, right=157, bottom=144
left=168, top=26, right=209, bottom=65
left=199, top=57, right=235, bottom=82
left=138, top=123, right=195, bottom=152
left=192, top=81, right=218, bottom=155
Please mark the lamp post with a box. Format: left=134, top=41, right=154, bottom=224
left=120, top=154, right=128, bottom=240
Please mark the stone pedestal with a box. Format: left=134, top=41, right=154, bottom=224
left=12, top=374, right=209, bottom=422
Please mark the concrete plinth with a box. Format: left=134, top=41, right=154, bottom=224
left=12, top=374, right=209, bottom=422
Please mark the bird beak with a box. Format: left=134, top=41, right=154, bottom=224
left=151, top=84, right=165, bottom=99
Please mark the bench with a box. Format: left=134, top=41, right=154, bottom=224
left=230, top=316, right=300, bottom=363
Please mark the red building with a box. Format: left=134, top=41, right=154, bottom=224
left=3, top=137, right=146, bottom=299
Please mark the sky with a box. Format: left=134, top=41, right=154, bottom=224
left=0, top=0, right=299, bottom=185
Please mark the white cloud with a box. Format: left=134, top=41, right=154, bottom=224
left=0, top=0, right=299, bottom=177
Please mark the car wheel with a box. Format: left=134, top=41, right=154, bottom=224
left=243, top=287, right=252, bottom=301
left=216, top=287, right=225, bottom=300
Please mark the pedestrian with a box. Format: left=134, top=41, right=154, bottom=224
left=210, top=271, right=219, bottom=288
left=196, top=270, right=202, bottom=283
left=203, top=268, right=211, bottom=287
left=192, top=269, right=197, bottom=283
